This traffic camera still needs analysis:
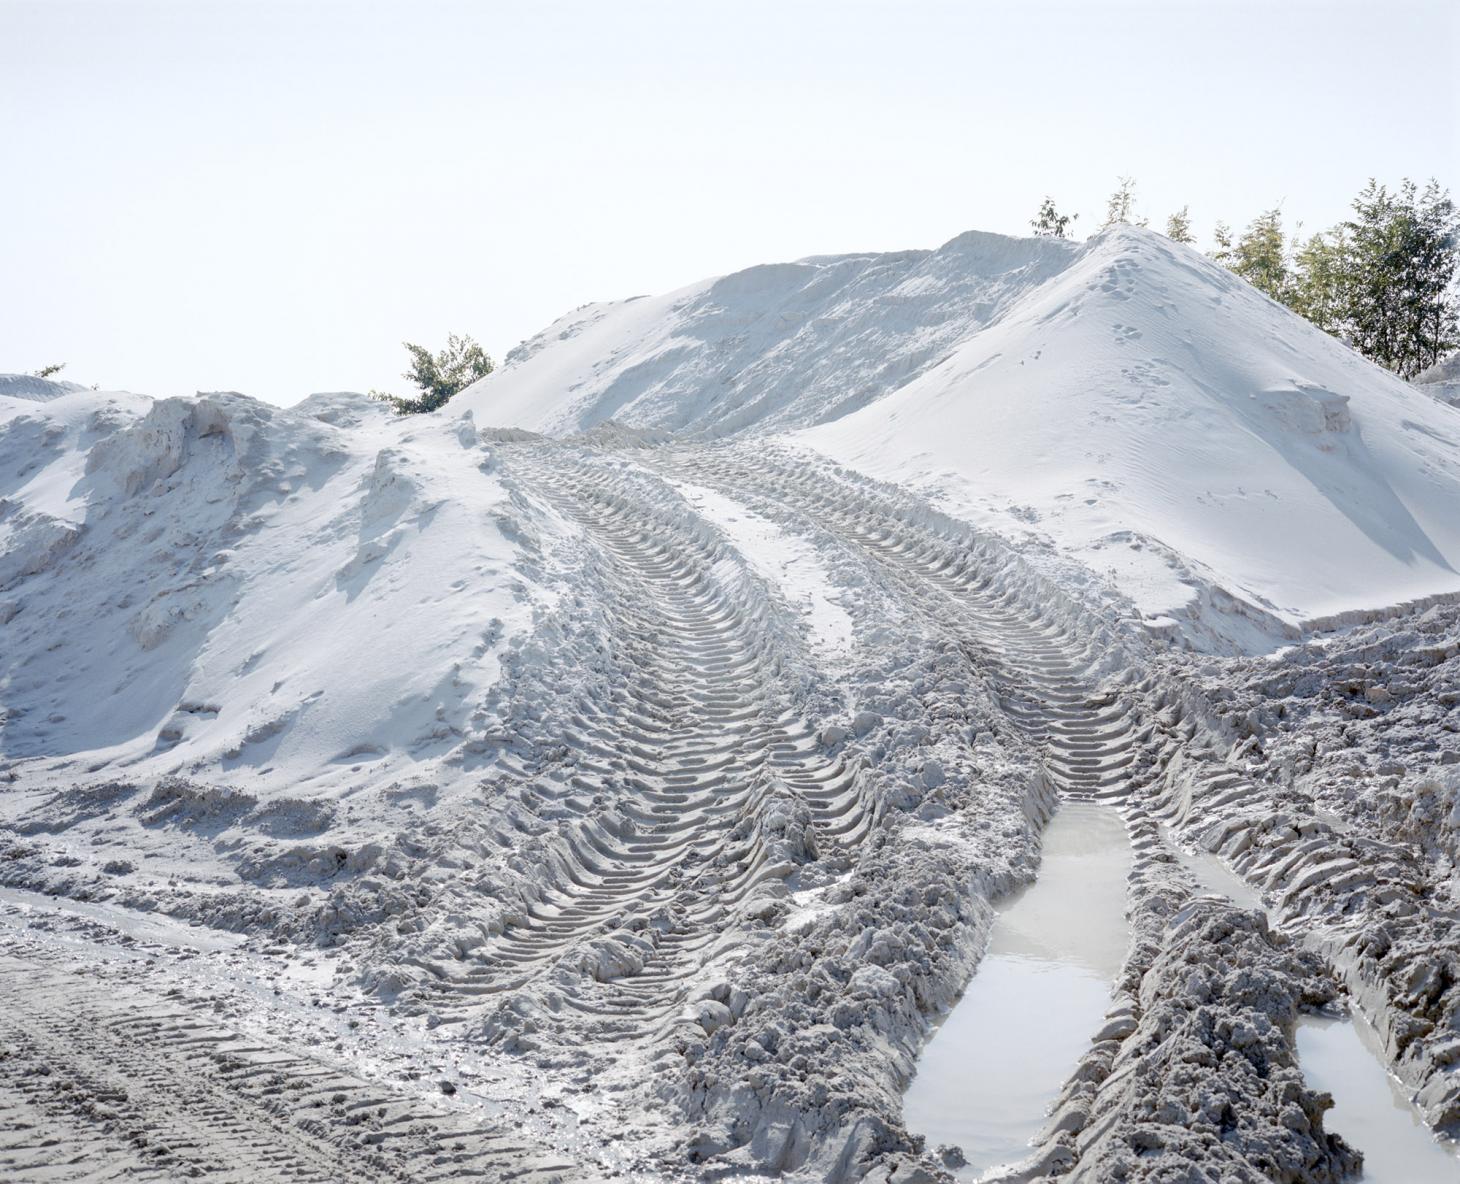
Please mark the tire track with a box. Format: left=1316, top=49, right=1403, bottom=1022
left=656, top=447, right=1181, bottom=808
left=423, top=447, right=877, bottom=1038
left=669, top=447, right=1373, bottom=905
left=0, top=937, right=577, bottom=1184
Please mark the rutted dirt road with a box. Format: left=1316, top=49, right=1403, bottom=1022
left=3, top=438, right=1457, bottom=1182
left=0, top=904, right=579, bottom=1183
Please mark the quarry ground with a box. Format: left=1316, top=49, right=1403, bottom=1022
left=3, top=433, right=1459, bottom=1184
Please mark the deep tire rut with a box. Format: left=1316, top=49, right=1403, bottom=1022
left=658, top=448, right=1163, bottom=805
left=0, top=941, right=577, bottom=1184
left=422, top=449, right=876, bottom=1040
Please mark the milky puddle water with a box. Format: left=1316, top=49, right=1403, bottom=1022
left=1298, top=1013, right=1460, bottom=1181
left=1162, top=835, right=1460, bottom=1179
left=902, top=802, right=1132, bottom=1179
left=1158, top=826, right=1265, bottom=912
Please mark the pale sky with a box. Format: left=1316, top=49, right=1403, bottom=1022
left=3, top=0, right=1456, bottom=406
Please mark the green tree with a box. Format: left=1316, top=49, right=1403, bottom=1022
left=1206, top=179, right=1457, bottom=374
left=1031, top=196, right=1078, bottom=238
left=1231, top=207, right=1290, bottom=302
left=1103, top=176, right=1140, bottom=228
left=1209, top=221, right=1235, bottom=267
left=1164, top=206, right=1195, bottom=244
left=1289, top=228, right=1352, bottom=336
left=1407, top=179, right=1460, bottom=373
left=372, top=333, right=494, bottom=414
left=30, top=362, right=66, bottom=379
left=1340, top=178, right=1460, bottom=376
left=1344, top=179, right=1407, bottom=369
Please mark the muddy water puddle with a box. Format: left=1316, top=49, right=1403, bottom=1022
left=1297, top=1013, right=1460, bottom=1181
left=902, top=802, right=1132, bottom=1179
left=1159, top=828, right=1265, bottom=912
left=1154, top=831, right=1459, bottom=1178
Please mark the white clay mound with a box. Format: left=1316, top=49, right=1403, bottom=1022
left=0, top=385, right=550, bottom=799
left=458, top=225, right=1460, bottom=653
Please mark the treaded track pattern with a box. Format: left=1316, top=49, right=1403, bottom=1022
left=419, top=450, right=877, bottom=1041
left=0, top=941, right=575, bottom=1183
